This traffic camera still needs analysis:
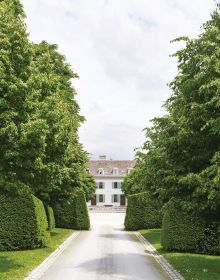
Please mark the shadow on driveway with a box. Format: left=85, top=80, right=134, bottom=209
left=76, top=252, right=167, bottom=280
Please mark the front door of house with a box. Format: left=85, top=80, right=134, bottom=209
left=120, top=195, right=126, bottom=206
left=91, top=196, right=96, bottom=206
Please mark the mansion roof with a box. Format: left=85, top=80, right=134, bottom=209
left=88, top=160, right=135, bottom=177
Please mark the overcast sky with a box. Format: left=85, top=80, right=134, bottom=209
left=22, top=0, right=216, bottom=160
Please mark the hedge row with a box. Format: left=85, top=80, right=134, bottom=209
left=54, top=189, right=90, bottom=230
left=45, top=204, right=56, bottom=230
left=0, top=192, right=49, bottom=251
left=74, top=189, right=90, bottom=230
left=54, top=200, right=76, bottom=229
left=0, top=188, right=89, bottom=251
left=161, top=199, right=220, bottom=255
left=125, top=192, right=161, bottom=230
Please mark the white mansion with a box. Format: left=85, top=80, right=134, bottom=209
left=87, top=155, right=135, bottom=206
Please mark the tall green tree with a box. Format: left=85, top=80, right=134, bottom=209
left=27, top=41, right=95, bottom=204
left=0, top=0, right=47, bottom=194
left=123, top=4, right=220, bottom=218
left=0, top=1, right=95, bottom=203
left=163, top=5, right=220, bottom=213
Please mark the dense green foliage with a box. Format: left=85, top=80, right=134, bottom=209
left=0, top=1, right=95, bottom=205
left=27, top=41, right=95, bottom=205
left=125, top=192, right=161, bottom=230
left=161, top=199, right=220, bottom=255
left=54, top=190, right=90, bottom=230
left=0, top=0, right=94, bottom=254
left=0, top=0, right=38, bottom=195
left=0, top=192, right=49, bottom=251
left=45, top=205, right=55, bottom=230
left=122, top=4, right=220, bottom=254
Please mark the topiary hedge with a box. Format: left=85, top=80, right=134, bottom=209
left=45, top=204, right=56, bottom=230
left=54, top=189, right=90, bottom=230
left=124, top=192, right=162, bottom=230
left=0, top=192, right=49, bottom=251
left=161, top=199, right=220, bottom=255
left=75, top=189, right=90, bottom=230
left=53, top=199, right=77, bottom=229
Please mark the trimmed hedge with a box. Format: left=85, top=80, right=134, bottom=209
left=125, top=192, right=162, bottom=230
left=0, top=192, right=49, bottom=251
left=54, top=189, right=90, bottom=230
left=75, top=189, right=90, bottom=230
left=161, top=199, right=220, bottom=255
left=54, top=199, right=77, bottom=229
left=45, top=205, right=56, bottom=230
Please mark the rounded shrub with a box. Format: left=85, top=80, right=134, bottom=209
left=0, top=192, right=49, bottom=251
left=161, top=199, right=220, bottom=254
left=125, top=192, right=162, bottom=230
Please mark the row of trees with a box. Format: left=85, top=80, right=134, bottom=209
left=0, top=1, right=95, bottom=207
left=123, top=4, right=220, bottom=253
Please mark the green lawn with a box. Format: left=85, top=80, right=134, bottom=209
left=0, top=228, right=74, bottom=280
left=140, top=229, right=220, bottom=280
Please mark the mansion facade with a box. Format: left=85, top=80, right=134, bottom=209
left=87, top=156, right=135, bottom=206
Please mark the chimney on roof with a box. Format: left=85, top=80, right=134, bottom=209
left=99, top=155, right=107, bottom=160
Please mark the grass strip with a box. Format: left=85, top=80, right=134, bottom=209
left=140, top=229, right=220, bottom=280
left=0, top=228, right=74, bottom=280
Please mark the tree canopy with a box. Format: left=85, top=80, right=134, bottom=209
left=122, top=4, right=220, bottom=220
left=0, top=0, right=95, bottom=203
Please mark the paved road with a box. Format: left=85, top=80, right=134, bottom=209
left=40, top=213, right=170, bottom=280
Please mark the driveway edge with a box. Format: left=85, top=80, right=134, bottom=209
left=24, top=231, right=80, bottom=280
left=135, top=232, right=185, bottom=280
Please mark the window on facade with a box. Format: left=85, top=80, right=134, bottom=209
left=98, top=168, right=104, bottom=175
left=112, top=182, right=121, bottom=189
left=112, top=168, right=118, bottom=175
left=98, top=194, right=105, bottom=203
left=127, top=168, right=133, bottom=174
left=96, top=182, right=104, bottom=189
left=112, top=194, right=119, bottom=203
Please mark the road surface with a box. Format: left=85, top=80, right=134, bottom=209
left=40, top=213, right=170, bottom=280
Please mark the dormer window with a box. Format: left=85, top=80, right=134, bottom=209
left=98, top=168, right=104, bottom=175
left=112, top=168, right=118, bottom=175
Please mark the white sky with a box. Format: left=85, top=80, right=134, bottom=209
left=22, top=0, right=216, bottom=160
